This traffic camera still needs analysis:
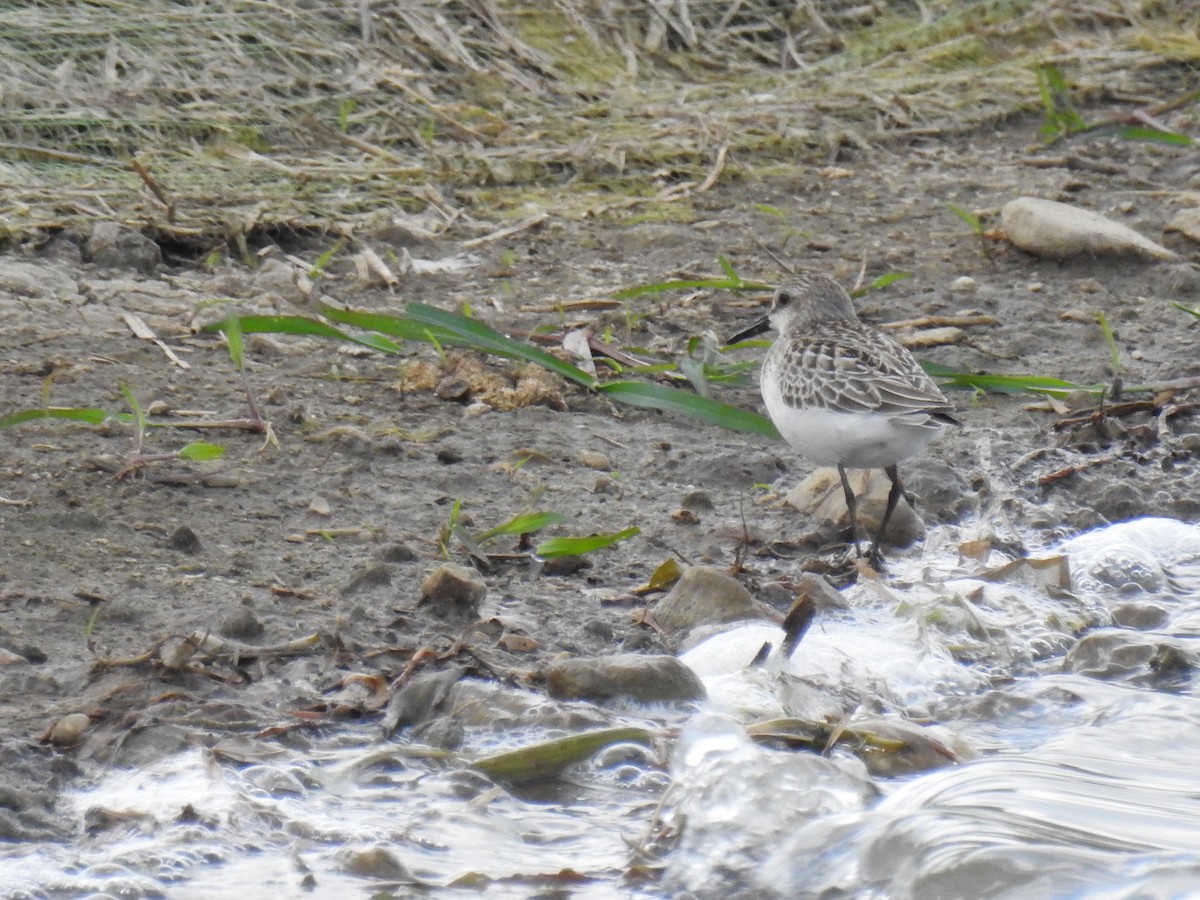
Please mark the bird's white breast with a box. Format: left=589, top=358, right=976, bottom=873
left=762, top=383, right=944, bottom=469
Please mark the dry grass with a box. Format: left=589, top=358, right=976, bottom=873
left=0, top=0, right=1194, bottom=250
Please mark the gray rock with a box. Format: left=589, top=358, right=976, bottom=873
left=541, top=555, right=590, bottom=576
left=1064, top=630, right=1197, bottom=686
left=900, top=457, right=972, bottom=523
left=339, top=845, right=414, bottom=881
left=655, top=565, right=764, bottom=632
left=167, top=525, right=202, bottom=554
left=382, top=666, right=466, bottom=736
left=1090, top=480, right=1147, bottom=523
left=219, top=605, right=263, bottom=640
left=249, top=257, right=305, bottom=306
left=85, top=222, right=161, bottom=274
left=546, top=654, right=705, bottom=703
left=1110, top=602, right=1169, bottom=631
left=342, top=563, right=394, bottom=596
left=419, top=563, right=486, bottom=620
left=378, top=542, right=417, bottom=563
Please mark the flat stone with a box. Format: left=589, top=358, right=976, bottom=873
left=86, top=222, right=162, bottom=273
left=546, top=653, right=706, bottom=703
left=381, top=666, right=466, bottom=736
left=1001, top=196, right=1175, bottom=261
left=654, top=565, right=764, bottom=633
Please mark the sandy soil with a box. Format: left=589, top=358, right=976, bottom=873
left=1, top=123, right=1198, bottom=838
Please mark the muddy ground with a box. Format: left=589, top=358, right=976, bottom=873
left=2, top=122, right=1199, bottom=839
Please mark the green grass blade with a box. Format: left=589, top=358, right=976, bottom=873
left=203, top=315, right=403, bottom=354
left=224, top=313, right=245, bottom=370
left=923, top=362, right=1093, bottom=397
left=471, top=726, right=654, bottom=783
left=872, top=272, right=911, bottom=290
left=535, top=527, right=640, bottom=559
left=1037, top=63, right=1088, bottom=137
left=613, top=277, right=772, bottom=299
left=178, top=442, right=226, bottom=461
left=717, top=255, right=741, bottom=283
left=404, top=303, right=596, bottom=388
left=1115, top=126, right=1193, bottom=147
left=310, top=239, right=346, bottom=278
left=598, top=381, right=780, bottom=438
left=944, top=203, right=984, bottom=235
left=0, top=407, right=126, bottom=429
left=1174, top=302, right=1200, bottom=320
left=316, top=302, right=458, bottom=344
left=474, top=511, right=569, bottom=543
left=119, top=384, right=146, bottom=435
left=1096, top=311, right=1120, bottom=373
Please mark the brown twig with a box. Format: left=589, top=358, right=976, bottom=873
left=130, top=158, right=175, bottom=221
left=879, top=314, right=1000, bottom=330
left=1037, top=453, right=1126, bottom=485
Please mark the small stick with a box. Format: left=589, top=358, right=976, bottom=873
left=130, top=158, right=175, bottom=221
left=121, top=313, right=190, bottom=369
left=461, top=212, right=548, bottom=248
left=696, top=143, right=728, bottom=193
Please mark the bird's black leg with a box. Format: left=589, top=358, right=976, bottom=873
left=836, top=463, right=862, bottom=558
left=868, top=464, right=904, bottom=569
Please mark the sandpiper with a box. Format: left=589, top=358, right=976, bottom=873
left=730, top=273, right=957, bottom=568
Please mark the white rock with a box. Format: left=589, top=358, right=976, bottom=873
left=1001, top=196, right=1175, bottom=261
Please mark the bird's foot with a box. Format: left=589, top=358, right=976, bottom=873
left=866, top=541, right=887, bottom=572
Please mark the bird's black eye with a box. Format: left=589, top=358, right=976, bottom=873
left=776, top=290, right=793, bottom=308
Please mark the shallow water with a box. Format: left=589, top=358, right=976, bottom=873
left=5, top=517, right=1200, bottom=898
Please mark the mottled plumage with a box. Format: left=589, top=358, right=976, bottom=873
left=730, top=273, right=957, bottom=567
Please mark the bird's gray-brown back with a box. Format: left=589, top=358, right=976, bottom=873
left=763, top=275, right=955, bottom=422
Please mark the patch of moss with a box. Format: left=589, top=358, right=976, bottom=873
left=1130, top=30, right=1200, bottom=63
left=621, top=202, right=698, bottom=226
left=505, top=6, right=626, bottom=90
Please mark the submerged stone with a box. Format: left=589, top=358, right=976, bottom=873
left=546, top=654, right=706, bottom=703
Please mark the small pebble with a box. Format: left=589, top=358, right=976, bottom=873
left=435, top=376, right=471, bottom=401
left=379, top=542, right=417, bottom=563
left=339, top=846, right=413, bottom=880
left=579, top=450, right=611, bottom=471
left=342, top=564, right=394, bottom=596
left=541, top=555, right=590, bottom=576
left=419, top=564, right=487, bottom=620
left=592, top=475, right=621, bottom=495
left=219, top=605, right=264, bottom=640
left=168, top=526, right=202, bottom=554
left=47, top=713, right=91, bottom=746
left=309, top=496, right=332, bottom=516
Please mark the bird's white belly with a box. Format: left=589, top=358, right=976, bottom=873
left=762, top=394, right=943, bottom=469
